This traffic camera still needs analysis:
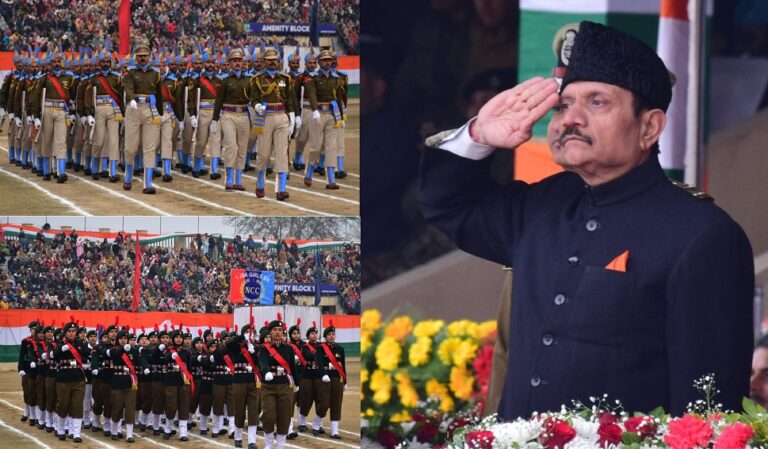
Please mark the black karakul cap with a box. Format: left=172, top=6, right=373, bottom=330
left=561, top=21, right=672, bottom=112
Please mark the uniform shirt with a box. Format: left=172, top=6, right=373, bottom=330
left=225, top=336, right=260, bottom=384
left=0, top=72, right=15, bottom=109
left=97, top=342, right=115, bottom=382
left=212, top=71, right=250, bottom=121
left=28, top=71, right=75, bottom=117
left=76, top=73, right=91, bottom=117
left=249, top=71, right=295, bottom=113
left=123, top=66, right=164, bottom=116
left=87, top=71, right=124, bottom=115
left=162, top=345, right=192, bottom=386
left=18, top=335, right=33, bottom=373
left=137, top=346, right=153, bottom=383
left=288, top=339, right=306, bottom=383
left=110, top=344, right=141, bottom=390
left=321, top=342, right=345, bottom=380
left=199, top=351, right=216, bottom=394
left=212, top=345, right=234, bottom=385
left=418, top=125, right=754, bottom=419
left=258, top=340, right=296, bottom=385
left=304, top=68, right=343, bottom=114
left=150, top=345, right=169, bottom=383
left=159, top=73, right=184, bottom=120
left=54, top=338, right=89, bottom=383
left=300, top=340, right=327, bottom=380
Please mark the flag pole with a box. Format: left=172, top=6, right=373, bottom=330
left=685, top=0, right=706, bottom=188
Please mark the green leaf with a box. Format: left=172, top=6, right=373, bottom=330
left=648, top=406, right=667, bottom=419
left=743, top=397, right=758, bottom=416
left=622, top=432, right=642, bottom=445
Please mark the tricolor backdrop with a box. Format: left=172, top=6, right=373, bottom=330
left=0, top=310, right=360, bottom=362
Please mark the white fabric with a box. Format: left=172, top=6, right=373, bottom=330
left=83, top=384, right=92, bottom=425
left=435, top=119, right=495, bottom=160
left=179, top=420, right=188, bottom=438
left=153, top=413, right=161, bottom=430
left=234, top=426, right=243, bottom=441
left=264, top=432, right=275, bottom=449
left=248, top=425, right=257, bottom=444
left=55, top=413, right=64, bottom=436
left=288, top=418, right=294, bottom=434
left=312, top=415, right=322, bottom=430
left=211, top=414, right=220, bottom=432
left=126, top=423, right=134, bottom=439
left=276, top=433, right=287, bottom=449
left=23, top=403, right=29, bottom=417
left=331, top=420, right=339, bottom=435
left=298, top=414, right=306, bottom=426
left=94, top=414, right=101, bottom=429
left=113, top=420, right=121, bottom=436
left=164, top=417, right=172, bottom=434
left=200, top=415, right=208, bottom=431
left=73, top=418, right=82, bottom=438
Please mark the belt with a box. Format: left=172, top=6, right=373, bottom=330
left=265, top=103, right=285, bottom=112
left=134, top=95, right=152, bottom=105
left=44, top=100, right=66, bottom=108
left=318, top=103, right=333, bottom=113
left=199, top=99, right=215, bottom=109
left=113, top=372, right=130, bottom=376
left=302, top=100, right=310, bottom=108
left=222, top=104, right=247, bottom=113
left=96, top=97, right=113, bottom=105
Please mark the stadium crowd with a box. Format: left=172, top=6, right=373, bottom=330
left=0, top=230, right=361, bottom=314
left=0, top=0, right=359, bottom=54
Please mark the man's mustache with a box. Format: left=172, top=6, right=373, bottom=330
left=556, top=127, right=593, bottom=147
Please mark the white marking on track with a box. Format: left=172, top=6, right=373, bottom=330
left=0, top=417, right=54, bottom=448
left=0, top=158, right=91, bottom=215
left=154, top=184, right=252, bottom=215
left=173, top=172, right=338, bottom=216
left=241, top=173, right=359, bottom=205
left=68, top=175, right=172, bottom=216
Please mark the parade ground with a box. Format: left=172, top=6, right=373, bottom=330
left=0, top=102, right=359, bottom=217
left=0, top=359, right=360, bottom=448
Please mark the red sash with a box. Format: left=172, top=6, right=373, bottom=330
left=48, top=75, right=69, bottom=102
left=160, top=83, right=175, bottom=106
left=223, top=354, right=236, bottom=375
left=304, top=342, right=317, bottom=354
left=169, top=348, right=195, bottom=395
left=290, top=343, right=307, bottom=367
left=97, top=75, right=123, bottom=109
left=321, top=343, right=346, bottom=383
left=121, top=352, right=138, bottom=389
left=240, top=347, right=262, bottom=387
left=199, top=77, right=217, bottom=98
left=25, top=337, right=39, bottom=358
left=67, top=340, right=84, bottom=366
left=264, top=343, right=293, bottom=384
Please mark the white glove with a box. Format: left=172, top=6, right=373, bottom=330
left=178, top=120, right=185, bottom=131
left=158, top=344, right=166, bottom=351
left=129, top=99, right=138, bottom=109
left=265, top=372, right=274, bottom=382
left=171, top=352, right=178, bottom=360
left=49, top=351, right=54, bottom=359
left=197, top=355, right=203, bottom=362
left=312, top=110, right=320, bottom=122
left=30, top=362, right=36, bottom=369
left=8, top=112, right=14, bottom=120
left=87, top=115, right=95, bottom=127
left=322, top=374, right=330, bottom=383
left=34, top=118, right=41, bottom=129
left=294, top=355, right=299, bottom=363
left=41, top=352, right=48, bottom=360
left=254, top=103, right=265, bottom=115
left=143, top=368, right=150, bottom=375
left=247, top=343, right=255, bottom=353
left=0, top=107, right=5, bottom=118
left=288, top=112, right=296, bottom=127
left=14, top=117, right=21, bottom=127
left=19, top=370, right=26, bottom=376
left=190, top=115, right=198, bottom=128
left=294, top=386, right=300, bottom=393
left=209, top=355, right=215, bottom=363
left=67, top=114, right=76, bottom=122
left=225, top=366, right=231, bottom=373
left=92, top=369, right=99, bottom=375
left=27, top=115, right=33, bottom=125
left=123, top=344, right=131, bottom=352
left=79, top=116, right=86, bottom=125
left=83, top=363, right=91, bottom=370
left=88, top=344, right=94, bottom=350
left=246, top=364, right=252, bottom=372
left=210, top=120, right=218, bottom=134
left=295, top=115, right=302, bottom=129
left=139, top=347, right=143, bottom=353
left=344, top=383, right=347, bottom=391
left=62, top=344, right=70, bottom=352
left=106, top=349, right=111, bottom=357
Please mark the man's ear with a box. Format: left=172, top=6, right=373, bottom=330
left=640, top=109, right=666, bottom=151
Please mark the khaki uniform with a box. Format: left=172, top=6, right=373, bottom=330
left=304, top=69, right=344, bottom=185
left=123, top=66, right=164, bottom=188
left=213, top=72, right=251, bottom=187
left=75, top=74, right=94, bottom=173
left=158, top=74, right=184, bottom=170
left=88, top=71, right=124, bottom=178
left=250, top=71, right=295, bottom=175
left=192, top=73, right=224, bottom=176
left=29, top=71, right=75, bottom=179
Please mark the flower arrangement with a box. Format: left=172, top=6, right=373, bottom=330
left=444, top=375, right=768, bottom=449
left=361, top=309, right=497, bottom=448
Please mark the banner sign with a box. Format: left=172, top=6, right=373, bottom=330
left=245, top=22, right=336, bottom=35
left=230, top=270, right=275, bottom=305
left=274, top=283, right=338, bottom=295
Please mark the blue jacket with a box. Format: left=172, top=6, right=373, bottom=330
left=418, top=139, right=754, bottom=419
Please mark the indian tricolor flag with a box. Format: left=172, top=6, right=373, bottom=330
left=657, top=0, right=689, bottom=181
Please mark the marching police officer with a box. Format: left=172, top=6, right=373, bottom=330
left=190, top=50, right=224, bottom=180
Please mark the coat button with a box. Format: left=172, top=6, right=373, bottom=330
left=567, top=256, right=580, bottom=266
left=530, top=375, right=541, bottom=387
left=554, top=294, right=566, bottom=305
left=542, top=334, right=554, bottom=346
left=586, top=219, right=599, bottom=231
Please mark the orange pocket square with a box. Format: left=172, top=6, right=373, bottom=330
left=605, top=250, right=629, bottom=272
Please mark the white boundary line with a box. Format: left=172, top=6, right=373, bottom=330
left=68, top=175, right=172, bottom=216
left=0, top=399, right=119, bottom=449
left=173, top=172, right=338, bottom=216
left=0, top=417, right=53, bottom=448
left=154, top=185, right=252, bottom=215
left=137, top=433, right=181, bottom=449
left=241, top=173, right=359, bottom=205
left=0, top=148, right=92, bottom=216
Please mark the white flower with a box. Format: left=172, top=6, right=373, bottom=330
left=400, top=438, right=434, bottom=449
left=639, top=444, right=665, bottom=449
left=564, top=436, right=601, bottom=449
left=490, top=420, right=542, bottom=447
left=361, top=437, right=387, bottom=449
left=571, top=417, right=600, bottom=443
left=399, top=421, right=417, bottom=435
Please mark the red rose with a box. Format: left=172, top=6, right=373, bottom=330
left=378, top=428, right=399, bottom=449
left=466, top=430, right=495, bottom=449
left=598, top=422, right=623, bottom=447
left=713, top=422, right=755, bottom=449
left=664, top=414, right=713, bottom=449
left=417, top=422, right=438, bottom=443
left=541, top=418, right=577, bottom=449
left=624, top=416, right=657, bottom=439
left=598, top=412, right=619, bottom=425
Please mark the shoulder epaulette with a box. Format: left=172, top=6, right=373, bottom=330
left=668, top=178, right=714, bottom=201
left=216, top=73, right=229, bottom=80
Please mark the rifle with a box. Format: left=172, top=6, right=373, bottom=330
left=191, top=87, right=200, bottom=148
left=88, top=86, right=96, bottom=141
left=16, top=90, right=25, bottom=139
left=33, top=87, right=45, bottom=143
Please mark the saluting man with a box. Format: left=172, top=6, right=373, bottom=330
left=123, top=39, right=164, bottom=194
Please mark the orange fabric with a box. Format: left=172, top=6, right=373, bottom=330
left=660, top=0, right=688, bottom=21
left=605, top=250, right=630, bottom=272
left=514, top=140, right=563, bottom=184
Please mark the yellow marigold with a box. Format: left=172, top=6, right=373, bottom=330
left=413, top=319, right=445, bottom=339
left=385, top=316, right=413, bottom=342
left=395, top=371, right=419, bottom=408
left=447, top=319, right=479, bottom=339
left=375, top=337, right=402, bottom=371
left=370, top=370, right=392, bottom=404
left=408, top=337, right=432, bottom=367
left=363, top=408, right=375, bottom=417
left=361, top=309, right=382, bottom=336
left=437, top=337, right=462, bottom=365
left=450, top=365, right=475, bottom=400
left=440, top=394, right=455, bottom=413
left=390, top=410, right=413, bottom=423
left=452, top=339, right=479, bottom=367
left=477, top=320, right=497, bottom=341
left=361, top=368, right=369, bottom=386
left=426, top=379, right=455, bottom=413
left=361, top=333, right=372, bottom=354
